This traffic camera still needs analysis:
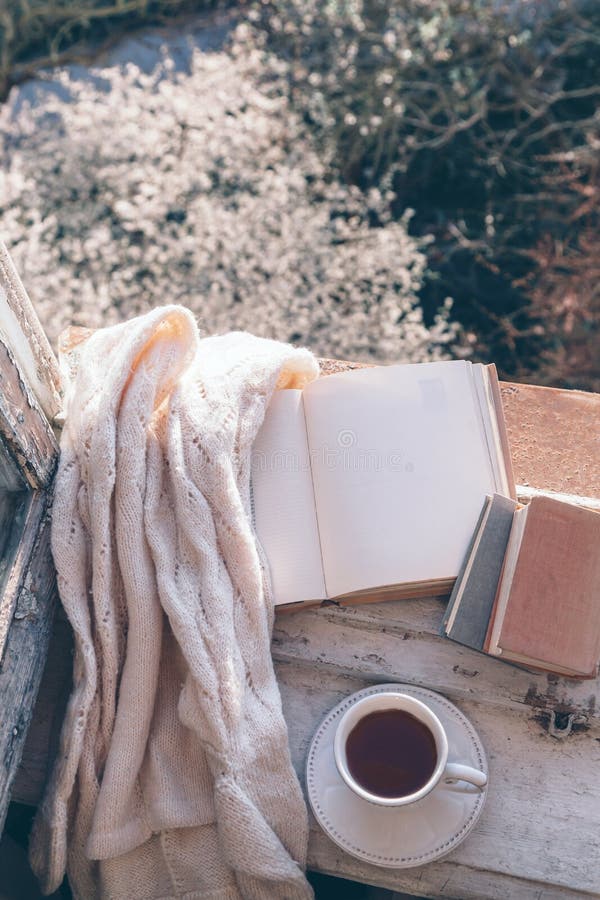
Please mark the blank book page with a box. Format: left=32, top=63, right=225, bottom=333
left=251, top=389, right=326, bottom=606
left=303, top=362, right=496, bottom=598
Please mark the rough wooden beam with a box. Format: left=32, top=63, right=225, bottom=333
left=500, top=380, right=600, bottom=500
left=0, top=243, right=62, bottom=424
left=10, top=356, right=600, bottom=900
left=0, top=243, right=62, bottom=839
left=277, top=659, right=600, bottom=898
left=0, top=492, right=33, bottom=662
left=0, top=491, right=57, bottom=832
left=0, top=339, right=59, bottom=492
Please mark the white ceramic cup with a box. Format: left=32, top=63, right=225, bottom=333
left=333, top=691, right=487, bottom=807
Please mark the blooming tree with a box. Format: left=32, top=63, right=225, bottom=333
left=0, top=22, right=458, bottom=362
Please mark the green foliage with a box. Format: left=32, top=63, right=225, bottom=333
left=255, top=0, right=600, bottom=385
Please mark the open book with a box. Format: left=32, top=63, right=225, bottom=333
left=251, top=360, right=515, bottom=609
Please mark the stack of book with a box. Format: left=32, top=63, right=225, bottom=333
left=252, top=357, right=600, bottom=680
left=442, top=493, right=600, bottom=679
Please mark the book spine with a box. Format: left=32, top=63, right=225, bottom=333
left=446, top=494, right=516, bottom=651
left=440, top=495, right=490, bottom=634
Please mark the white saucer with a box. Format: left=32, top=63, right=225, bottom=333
left=306, top=683, right=488, bottom=868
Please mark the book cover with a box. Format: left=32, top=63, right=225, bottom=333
left=492, top=496, right=600, bottom=675
left=443, top=493, right=517, bottom=650
left=441, top=495, right=491, bottom=633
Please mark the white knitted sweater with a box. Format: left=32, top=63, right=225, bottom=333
left=29, top=307, right=318, bottom=900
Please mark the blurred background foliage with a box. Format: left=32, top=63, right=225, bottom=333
left=1, top=0, right=599, bottom=389
left=256, top=0, right=600, bottom=389
left=0, top=1, right=209, bottom=97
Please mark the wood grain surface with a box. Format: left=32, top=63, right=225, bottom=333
left=12, top=357, right=600, bottom=898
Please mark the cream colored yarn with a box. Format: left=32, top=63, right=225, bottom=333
left=29, top=307, right=318, bottom=900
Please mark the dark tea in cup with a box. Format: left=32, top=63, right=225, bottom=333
left=345, top=708, right=437, bottom=798
left=333, top=691, right=487, bottom=806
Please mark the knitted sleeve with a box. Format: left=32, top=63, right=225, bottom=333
left=30, top=308, right=318, bottom=900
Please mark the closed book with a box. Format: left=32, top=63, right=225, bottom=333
left=442, top=493, right=517, bottom=650
left=486, top=496, right=600, bottom=678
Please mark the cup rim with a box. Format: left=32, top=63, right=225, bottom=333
left=333, top=691, right=448, bottom=806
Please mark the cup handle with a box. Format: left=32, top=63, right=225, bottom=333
left=442, top=762, right=487, bottom=793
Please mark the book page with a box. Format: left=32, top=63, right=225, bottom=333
left=472, top=365, right=513, bottom=498
left=486, top=505, right=529, bottom=655
left=302, top=361, right=498, bottom=599
left=251, top=389, right=326, bottom=606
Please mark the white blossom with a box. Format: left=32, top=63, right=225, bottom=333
left=0, top=23, right=458, bottom=363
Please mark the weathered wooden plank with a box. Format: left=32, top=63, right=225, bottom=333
left=517, top=484, right=600, bottom=511
left=0, top=491, right=57, bottom=832
left=15, top=628, right=600, bottom=896
left=499, top=380, right=600, bottom=500
left=273, top=601, right=600, bottom=722
left=0, top=436, right=26, bottom=492
left=0, top=338, right=59, bottom=491
left=308, top=831, right=592, bottom=900
left=0, top=490, right=21, bottom=564
left=0, top=243, right=60, bottom=492
left=0, top=242, right=62, bottom=424
left=276, top=662, right=600, bottom=898
left=10, top=610, right=72, bottom=807
left=0, top=491, right=32, bottom=662
left=9, top=353, right=600, bottom=900
left=0, top=245, right=62, bottom=832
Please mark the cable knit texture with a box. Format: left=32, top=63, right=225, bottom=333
left=29, top=307, right=318, bottom=900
